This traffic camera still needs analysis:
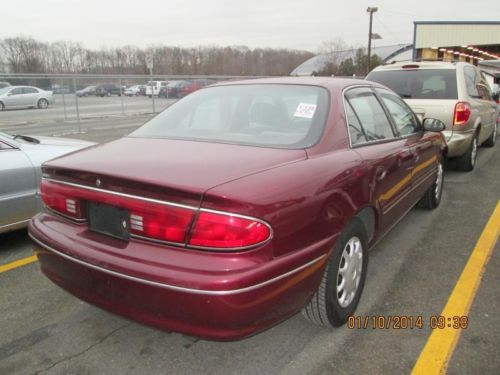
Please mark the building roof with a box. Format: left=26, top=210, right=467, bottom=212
left=290, top=44, right=413, bottom=76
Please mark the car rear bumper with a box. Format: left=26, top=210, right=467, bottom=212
left=443, top=129, right=475, bottom=158
left=29, top=213, right=331, bottom=340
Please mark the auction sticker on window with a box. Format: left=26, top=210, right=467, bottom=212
left=294, top=103, right=317, bottom=119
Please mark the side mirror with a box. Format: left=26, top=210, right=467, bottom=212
left=423, top=118, right=446, bottom=132
left=492, top=92, right=499, bottom=102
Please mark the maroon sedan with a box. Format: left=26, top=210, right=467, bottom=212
left=29, top=77, right=446, bottom=340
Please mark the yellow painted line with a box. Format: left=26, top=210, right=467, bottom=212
left=412, top=201, right=500, bottom=375
left=0, top=255, right=38, bottom=274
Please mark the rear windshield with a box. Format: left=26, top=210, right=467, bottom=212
left=130, top=84, right=329, bottom=149
left=367, top=69, right=458, bottom=100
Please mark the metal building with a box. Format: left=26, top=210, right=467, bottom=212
left=413, top=21, right=500, bottom=65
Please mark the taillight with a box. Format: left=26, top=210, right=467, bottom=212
left=453, top=102, right=471, bottom=126
left=40, top=179, right=272, bottom=250
left=188, top=211, right=271, bottom=249
left=40, top=180, right=85, bottom=220
left=127, top=201, right=194, bottom=243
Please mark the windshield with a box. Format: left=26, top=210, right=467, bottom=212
left=130, top=84, right=329, bottom=149
left=367, top=69, right=458, bottom=100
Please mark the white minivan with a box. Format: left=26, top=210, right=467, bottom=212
left=145, top=81, right=167, bottom=97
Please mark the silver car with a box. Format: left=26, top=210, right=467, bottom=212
left=0, top=86, right=55, bottom=111
left=367, top=61, right=498, bottom=171
left=0, top=132, right=94, bottom=234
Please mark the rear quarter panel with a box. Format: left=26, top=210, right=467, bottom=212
left=202, top=149, right=367, bottom=257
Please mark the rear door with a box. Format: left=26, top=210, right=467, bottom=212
left=463, top=66, right=495, bottom=143
left=345, top=87, right=415, bottom=232
left=23, top=87, right=40, bottom=107
left=0, top=139, right=38, bottom=229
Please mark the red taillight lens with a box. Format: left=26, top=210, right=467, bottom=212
left=453, top=102, right=471, bottom=126
left=40, top=179, right=195, bottom=243
left=188, top=211, right=271, bottom=249
left=40, top=180, right=84, bottom=219
left=127, top=201, right=193, bottom=243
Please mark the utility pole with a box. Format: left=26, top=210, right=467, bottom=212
left=367, top=7, right=378, bottom=74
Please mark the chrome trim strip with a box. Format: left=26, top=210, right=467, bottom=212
left=0, top=219, right=30, bottom=230
left=29, top=233, right=327, bottom=296
left=0, top=189, right=36, bottom=202
left=42, top=178, right=198, bottom=211
left=45, top=207, right=87, bottom=223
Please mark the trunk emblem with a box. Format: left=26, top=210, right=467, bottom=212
left=96, top=179, right=102, bottom=187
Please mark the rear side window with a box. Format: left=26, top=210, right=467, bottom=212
left=464, top=66, right=480, bottom=98
left=23, top=87, right=38, bottom=94
left=367, top=69, right=458, bottom=100
left=345, top=87, right=395, bottom=142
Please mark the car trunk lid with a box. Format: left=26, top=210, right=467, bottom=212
left=42, top=137, right=307, bottom=207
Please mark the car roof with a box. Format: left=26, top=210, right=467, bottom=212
left=210, top=76, right=378, bottom=92
left=370, top=60, right=474, bottom=72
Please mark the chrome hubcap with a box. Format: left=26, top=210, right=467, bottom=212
left=471, top=137, right=477, bottom=166
left=434, top=162, right=443, bottom=200
left=336, top=237, right=363, bottom=308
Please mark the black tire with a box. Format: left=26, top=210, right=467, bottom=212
left=303, top=219, right=368, bottom=327
left=483, top=123, right=497, bottom=148
left=37, top=98, right=49, bottom=109
left=0, top=101, right=4, bottom=111
left=418, top=159, right=444, bottom=209
left=456, top=134, right=478, bottom=172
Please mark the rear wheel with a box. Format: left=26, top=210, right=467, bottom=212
left=418, top=159, right=444, bottom=209
left=483, top=123, right=497, bottom=148
left=456, top=134, right=477, bottom=172
left=37, top=98, right=49, bottom=109
left=303, top=220, right=368, bottom=327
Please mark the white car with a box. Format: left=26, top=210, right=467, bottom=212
left=0, top=132, right=95, bottom=234
left=145, top=81, right=167, bottom=97
left=124, top=85, right=142, bottom=96
left=0, top=86, right=55, bottom=110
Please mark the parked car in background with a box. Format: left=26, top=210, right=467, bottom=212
left=0, top=81, right=11, bottom=89
left=0, top=86, right=55, bottom=110
left=158, top=80, right=185, bottom=98
left=76, top=86, right=96, bottom=97
left=0, top=132, right=94, bottom=234
left=145, top=81, right=167, bottom=97
left=179, top=79, right=216, bottom=97
left=138, top=85, right=147, bottom=96
left=124, top=85, right=142, bottom=96
left=367, top=61, right=498, bottom=171
left=95, top=84, right=123, bottom=97
left=29, top=77, right=447, bottom=340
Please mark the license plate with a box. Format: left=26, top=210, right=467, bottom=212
left=88, top=202, right=130, bottom=241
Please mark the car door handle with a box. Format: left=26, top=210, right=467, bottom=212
left=398, top=150, right=413, bottom=160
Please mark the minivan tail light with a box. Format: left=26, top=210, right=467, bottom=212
left=188, top=211, right=271, bottom=249
left=453, top=102, right=471, bottom=126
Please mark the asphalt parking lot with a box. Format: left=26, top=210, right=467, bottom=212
left=0, top=94, right=173, bottom=128
left=0, top=117, right=499, bottom=374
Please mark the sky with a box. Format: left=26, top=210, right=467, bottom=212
left=1, top=0, right=499, bottom=52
